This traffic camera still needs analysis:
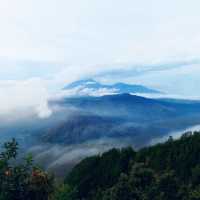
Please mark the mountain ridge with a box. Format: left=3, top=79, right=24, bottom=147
left=63, top=79, right=161, bottom=96
left=42, top=93, right=200, bottom=147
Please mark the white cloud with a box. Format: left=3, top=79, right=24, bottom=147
left=0, top=0, right=200, bottom=64
left=0, top=78, right=52, bottom=119
left=126, top=63, right=200, bottom=98
left=55, top=86, right=117, bottom=98
left=0, top=0, right=200, bottom=114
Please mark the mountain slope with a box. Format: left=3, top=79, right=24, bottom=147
left=59, top=93, right=200, bottom=120
left=63, top=79, right=161, bottom=96
left=64, top=132, right=200, bottom=200
left=43, top=94, right=200, bottom=147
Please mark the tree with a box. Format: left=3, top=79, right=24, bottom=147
left=189, top=186, right=200, bottom=200
left=51, top=184, right=74, bottom=200
left=155, top=171, right=179, bottom=200
left=191, top=166, right=200, bottom=185
left=129, top=163, right=156, bottom=200
left=0, top=139, right=54, bottom=200
left=102, top=173, right=136, bottom=200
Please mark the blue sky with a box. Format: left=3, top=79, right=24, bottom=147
left=0, top=0, right=200, bottom=116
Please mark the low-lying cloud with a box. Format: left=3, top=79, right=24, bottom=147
left=0, top=78, right=52, bottom=120
left=29, top=138, right=130, bottom=176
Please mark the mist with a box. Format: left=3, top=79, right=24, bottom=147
left=0, top=78, right=52, bottom=120
left=28, top=137, right=132, bottom=177
left=149, top=124, right=200, bottom=145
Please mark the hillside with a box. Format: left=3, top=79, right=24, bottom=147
left=3, top=93, right=200, bottom=177
left=43, top=94, right=200, bottom=148
left=62, top=131, right=200, bottom=200
left=1, top=131, right=200, bottom=199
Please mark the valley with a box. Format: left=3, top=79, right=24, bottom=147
left=1, top=80, right=200, bottom=175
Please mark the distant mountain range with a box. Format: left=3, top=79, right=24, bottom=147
left=2, top=79, right=200, bottom=175
left=63, top=79, right=161, bottom=96
left=3, top=88, right=200, bottom=174
left=43, top=93, right=200, bottom=148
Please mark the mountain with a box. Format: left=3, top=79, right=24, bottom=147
left=59, top=93, right=200, bottom=121
left=43, top=94, right=200, bottom=147
left=4, top=92, right=200, bottom=176
left=63, top=79, right=161, bottom=96
left=4, top=93, right=200, bottom=177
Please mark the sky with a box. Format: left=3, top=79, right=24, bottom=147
left=1, top=0, right=200, bottom=117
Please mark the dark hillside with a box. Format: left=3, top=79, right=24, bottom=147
left=63, top=132, right=200, bottom=200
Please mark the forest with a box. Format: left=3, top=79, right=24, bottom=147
left=1, top=131, right=200, bottom=200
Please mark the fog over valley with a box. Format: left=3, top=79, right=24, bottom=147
left=1, top=79, right=200, bottom=174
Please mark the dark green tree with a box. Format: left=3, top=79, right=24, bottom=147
left=155, top=171, right=179, bottom=200
left=0, top=139, right=54, bottom=200
left=102, top=173, right=136, bottom=200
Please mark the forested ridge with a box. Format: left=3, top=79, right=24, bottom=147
left=63, top=131, right=200, bottom=200
left=1, top=131, right=200, bottom=199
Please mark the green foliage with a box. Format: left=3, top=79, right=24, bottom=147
left=65, top=147, right=136, bottom=199
left=191, top=165, right=200, bottom=185
left=63, top=132, right=200, bottom=200
left=102, top=173, right=135, bottom=200
left=190, top=186, right=200, bottom=200
left=1, top=132, right=200, bottom=200
left=154, top=171, right=179, bottom=200
left=0, top=139, right=54, bottom=200
left=51, top=184, right=74, bottom=200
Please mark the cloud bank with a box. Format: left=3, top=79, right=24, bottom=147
left=0, top=78, right=52, bottom=119
left=1, top=0, right=200, bottom=115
